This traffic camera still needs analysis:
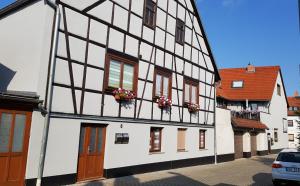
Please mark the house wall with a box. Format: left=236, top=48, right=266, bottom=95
left=215, top=108, right=234, bottom=155
left=0, top=0, right=54, bottom=100
left=266, top=73, right=288, bottom=150
left=287, top=116, right=300, bottom=149
left=41, top=117, right=214, bottom=177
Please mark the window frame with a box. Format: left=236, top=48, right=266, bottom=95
left=232, top=80, right=244, bottom=88
left=175, top=19, right=185, bottom=45
left=288, top=120, right=294, bottom=127
left=288, top=134, right=295, bottom=142
left=274, top=128, right=278, bottom=142
left=143, top=0, right=156, bottom=29
left=104, top=52, right=139, bottom=94
left=149, top=127, right=162, bottom=152
left=183, top=77, right=199, bottom=106
left=177, top=128, right=187, bottom=152
left=277, top=84, right=281, bottom=96
left=199, top=130, right=206, bottom=149
left=153, top=67, right=172, bottom=100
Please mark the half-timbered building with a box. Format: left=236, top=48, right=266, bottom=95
left=0, top=0, right=220, bottom=185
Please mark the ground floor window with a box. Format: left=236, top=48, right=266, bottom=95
left=199, top=130, right=206, bottom=149
left=177, top=128, right=186, bottom=151
left=288, top=120, right=293, bottom=127
left=150, top=127, right=162, bottom=152
left=274, top=129, right=278, bottom=142
left=289, top=134, right=295, bottom=142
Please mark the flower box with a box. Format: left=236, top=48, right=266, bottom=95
left=112, top=88, right=135, bottom=102
left=156, top=96, right=172, bottom=109
left=187, top=103, right=200, bottom=113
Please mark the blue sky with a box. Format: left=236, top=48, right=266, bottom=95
left=0, top=0, right=299, bottom=96
left=196, top=0, right=300, bottom=96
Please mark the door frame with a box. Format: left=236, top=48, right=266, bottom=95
left=0, top=109, right=32, bottom=186
left=76, top=123, right=107, bottom=182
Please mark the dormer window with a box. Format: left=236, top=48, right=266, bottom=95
left=232, top=80, right=243, bottom=88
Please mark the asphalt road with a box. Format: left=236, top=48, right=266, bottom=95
left=74, top=154, right=277, bottom=186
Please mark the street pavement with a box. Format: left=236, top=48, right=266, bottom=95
left=73, top=154, right=277, bottom=186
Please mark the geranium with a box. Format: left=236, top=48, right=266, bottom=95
left=187, top=103, right=200, bottom=113
left=157, top=96, right=172, bottom=109
left=112, top=88, right=135, bottom=102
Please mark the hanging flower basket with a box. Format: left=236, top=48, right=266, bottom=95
left=187, top=103, right=200, bottom=113
left=156, top=96, right=172, bottom=109
left=112, top=88, right=135, bottom=102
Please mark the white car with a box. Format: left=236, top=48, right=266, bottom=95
left=272, top=149, right=300, bottom=185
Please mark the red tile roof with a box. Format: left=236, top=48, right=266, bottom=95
left=232, top=118, right=268, bottom=130
left=288, top=96, right=300, bottom=116
left=217, top=66, right=281, bottom=101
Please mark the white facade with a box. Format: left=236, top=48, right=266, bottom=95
left=287, top=116, right=300, bottom=149
left=0, top=0, right=220, bottom=184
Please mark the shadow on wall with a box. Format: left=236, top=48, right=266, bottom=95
left=80, top=172, right=236, bottom=186
left=0, top=63, right=16, bottom=91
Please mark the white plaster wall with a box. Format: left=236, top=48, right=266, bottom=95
left=256, top=132, right=268, bottom=151
left=267, top=73, right=288, bottom=150
left=25, top=111, right=45, bottom=179
left=0, top=0, right=54, bottom=101
left=216, top=108, right=234, bottom=155
left=41, top=117, right=215, bottom=177
left=243, top=132, right=251, bottom=152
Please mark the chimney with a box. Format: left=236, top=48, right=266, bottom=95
left=246, top=63, right=255, bottom=73
left=294, top=91, right=299, bottom=97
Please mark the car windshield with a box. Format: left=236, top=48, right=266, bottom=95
left=277, top=152, right=300, bottom=163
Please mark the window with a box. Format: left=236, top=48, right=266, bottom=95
left=232, top=80, right=243, bottom=88
left=199, top=130, right=206, bottom=149
left=289, top=107, right=293, bottom=111
left=289, top=134, right=295, bottom=142
left=250, top=103, right=258, bottom=111
left=277, top=84, right=281, bottom=96
left=283, top=119, right=288, bottom=133
left=144, top=0, right=156, bottom=28
left=175, top=19, right=185, bottom=44
left=294, top=107, right=299, bottom=111
left=105, top=53, right=138, bottom=93
left=184, top=78, right=199, bottom=105
left=150, top=127, right=162, bottom=152
left=288, top=120, right=294, bottom=127
left=153, top=67, right=172, bottom=99
left=177, top=128, right=186, bottom=151
left=274, top=129, right=278, bottom=142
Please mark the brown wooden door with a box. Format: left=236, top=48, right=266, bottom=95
left=77, top=125, right=106, bottom=182
left=234, top=132, right=243, bottom=159
left=251, top=133, right=257, bottom=156
left=0, top=110, right=31, bottom=186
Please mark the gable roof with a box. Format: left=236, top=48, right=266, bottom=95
left=287, top=96, right=300, bottom=116
left=217, top=66, right=287, bottom=102
left=0, top=0, right=221, bottom=81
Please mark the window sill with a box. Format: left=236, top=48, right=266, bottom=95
left=177, top=150, right=188, bottom=153
left=149, top=151, right=165, bottom=155
left=199, top=148, right=207, bottom=151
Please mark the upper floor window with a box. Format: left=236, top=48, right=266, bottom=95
left=232, top=80, right=243, bottom=88
left=294, top=107, right=299, bottom=111
left=105, top=53, right=138, bottom=93
left=150, top=127, right=162, bottom=152
left=175, top=19, right=185, bottom=44
left=289, top=107, right=293, bottom=111
left=184, top=78, right=199, bottom=105
left=153, top=67, right=172, bottom=99
left=277, top=84, right=281, bottom=96
left=144, top=0, right=156, bottom=28
left=288, top=120, right=293, bottom=127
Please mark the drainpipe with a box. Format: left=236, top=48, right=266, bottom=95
left=214, top=82, right=218, bottom=165
left=36, top=1, right=60, bottom=186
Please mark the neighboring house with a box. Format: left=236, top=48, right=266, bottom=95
left=0, top=0, right=220, bottom=185
left=216, top=64, right=289, bottom=159
left=287, top=92, right=300, bottom=149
